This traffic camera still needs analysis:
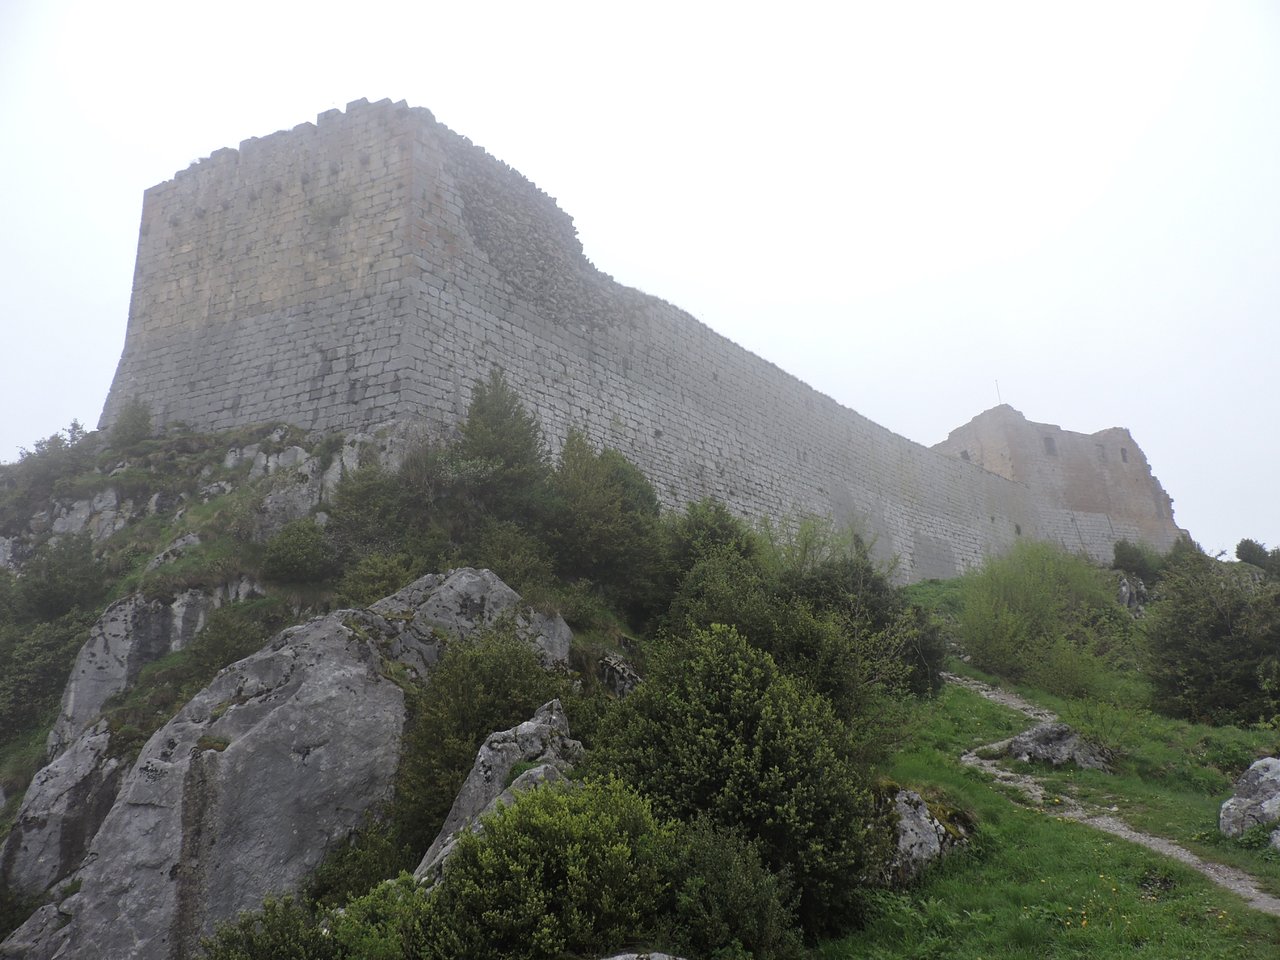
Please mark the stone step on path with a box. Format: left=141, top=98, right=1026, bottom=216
left=943, top=672, right=1280, bottom=917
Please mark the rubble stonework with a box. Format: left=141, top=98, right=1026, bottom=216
left=99, top=98, right=1184, bottom=580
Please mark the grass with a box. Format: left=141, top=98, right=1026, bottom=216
left=814, top=683, right=1280, bottom=958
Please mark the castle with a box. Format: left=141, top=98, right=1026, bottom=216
left=99, top=98, right=1183, bottom=580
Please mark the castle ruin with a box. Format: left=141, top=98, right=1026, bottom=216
left=99, top=98, right=1184, bottom=580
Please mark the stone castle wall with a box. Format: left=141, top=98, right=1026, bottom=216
left=100, top=98, right=1184, bottom=580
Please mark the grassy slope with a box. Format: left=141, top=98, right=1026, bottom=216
left=816, top=683, right=1280, bottom=958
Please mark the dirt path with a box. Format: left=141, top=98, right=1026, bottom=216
left=943, top=672, right=1280, bottom=916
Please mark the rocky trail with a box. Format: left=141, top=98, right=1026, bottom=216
left=944, top=672, right=1280, bottom=916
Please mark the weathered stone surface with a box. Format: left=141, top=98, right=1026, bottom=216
left=144, top=532, right=201, bottom=572
left=49, top=489, right=134, bottom=542
left=414, top=699, right=582, bottom=885
left=885, top=789, right=967, bottom=885
left=5, top=614, right=409, bottom=960
left=2, top=568, right=559, bottom=960
left=0, top=721, right=125, bottom=896
left=47, top=586, right=249, bottom=757
left=1006, top=722, right=1111, bottom=772
left=1220, top=758, right=1280, bottom=845
left=599, top=654, right=641, bottom=697
left=0, top=536, right=19, bottom=571
left=370, top=567, right=572, bottom=665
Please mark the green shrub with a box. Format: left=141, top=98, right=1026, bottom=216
left=415, top=778, right=671, bottom=960
left=13, top=533, right=107, bottom=621
left=1113, top=539, right=1166, bottom=584
left=334, top=553, right=424, bottom=608
left=261, top=519, right=338, bottom=584
left=597, top=624, right=893, bottom=936
left=0, top=610, right=95, bottom=750
left=393, top=626, right=567, bottom=857
left=1145, top=547, right=1280, bottom=725
left=658, top=818, right=803, bottom=959
left=200, top=895, right=339, bottom=960
left=958, top=541, right=1134, bottom=698
left=108, top=399, right=153, bottom=450
left=547, top=430, right=665, bottom=623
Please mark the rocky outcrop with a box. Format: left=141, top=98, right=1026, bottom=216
left=885, top=789, right=968, bottom=885
left=1006, top=722, right=1111, bottom=772
left=2, top=569, right=570, bottom=960
left=414, top=699, right=582, bottom=885
left=0, top=721, right=125, bottom=896
left=46, top=582, right=261, bottom=758
left=370, top=567, right=572, bottom=665
left=5, top=612, right=417, bottom=960
left=49, top=489, right=134, bottom=542
left=1220, top=757, right=1280, bottom=848
left=599, top=654, right=642, bottom=697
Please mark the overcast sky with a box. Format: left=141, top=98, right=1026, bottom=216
left=1, top=1, right=1276, bottom=556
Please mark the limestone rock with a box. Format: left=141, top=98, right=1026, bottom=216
left=370, top=567, right=572, bottom=665
left=1006, top=722, right=1111, bottom=772
left=599, top=654, right=641, bottom=696
left=144, top=532, right=201, bottom=572
left=414, top=699, right=582, bottom=885
left=47, top=588, right=234, bottom=757
left=4, top=613, right=409, bottom=960
left=0, top=721, right=125, bottom=896
left=0, top=536, right=19, bottom=571
left=885, top=789, right=967, bottom=885
left=1220, top=757, right=1280, bottom=843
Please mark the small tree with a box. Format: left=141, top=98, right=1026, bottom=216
left=596, top=624, right=893, bottom=936
left=109, top=398, right=153, bottom=449
left=1145, top=547, right=1280, bottom=724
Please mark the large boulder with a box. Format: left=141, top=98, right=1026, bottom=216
left=370, top=567, right=572, bottom=665
left=1006, top=722, right=1111, bottom=772
left=885, top=789, right=968, bottom=885
left=1220, top=757, right=1280, bottom=846
left=0, top=721, right=125, bottom=897
left=414, top=699, right=582, bottom=885
left=2, top=568, right=570, bottom=960
left=47, top=583, right=257, bottom=758
left=3, top=610, right=417, bottom=960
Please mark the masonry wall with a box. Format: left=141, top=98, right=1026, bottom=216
left=101, top=99, right=1183, bottom=581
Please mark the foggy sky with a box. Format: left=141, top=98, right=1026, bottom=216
left=1, top=1, right=1277, bottom=556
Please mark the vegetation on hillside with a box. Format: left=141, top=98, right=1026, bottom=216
left=3, top=376, right=1280, bottom=957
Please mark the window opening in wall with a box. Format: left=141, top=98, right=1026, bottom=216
left=960, top=450, right=970, bottom=461
left=1015, top=523, right=1022, bottom=536
left=1120, top=447, right=1128, bottom=463
left=1043, top=436, right=1057, bottom=456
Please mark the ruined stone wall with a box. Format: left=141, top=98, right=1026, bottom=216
left=101, top=99, right=1183, bottom=580
left=933, top=405, right=1183, bottom=562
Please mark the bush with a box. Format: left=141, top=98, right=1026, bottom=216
left=1145, top=547, right=1280, bottom=725
left=201, top=895, right=339, bottom=960
left=547, top=429, right=664, bottom=622
left=658, top=818, right=803, bottom=959
left=958, top=541, right=1134, bottom=698
left=1113, top=539, right=1166, bottom=585
left=415, top=778, right=671, bottom=960
left=13, top=533, right=107, bottom=621
left=261, top=519, right=338, bottom=584
left=334, top=553, right=424, bottom=608
left=596, top=624, right=893, bottom=936
left=393, top=626, right=567, bottom=857
left=109, top=399, right=153, bottom=450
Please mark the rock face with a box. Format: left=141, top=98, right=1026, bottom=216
left=0, top=721, right=125, bottom=896
left=1220, top=757, right=1280, bottom=847
left=414, top=699, right=582, bottom=885
left=5, top=611, right=416, bottom=960
left=1, top=569, right=569, bottom=960
left=46, top=583, right=259, bottom=758
left=1006, top=722, right=1111, bottom=772
left=370, top=567, right=572, bottom=665
left=885, top=789, right=967, bottom=885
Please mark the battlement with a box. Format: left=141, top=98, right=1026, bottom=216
left=100, top=101, right=1184, bottom=580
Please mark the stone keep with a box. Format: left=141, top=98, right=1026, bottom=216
left=99, top=98, right=1184, bottom=580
